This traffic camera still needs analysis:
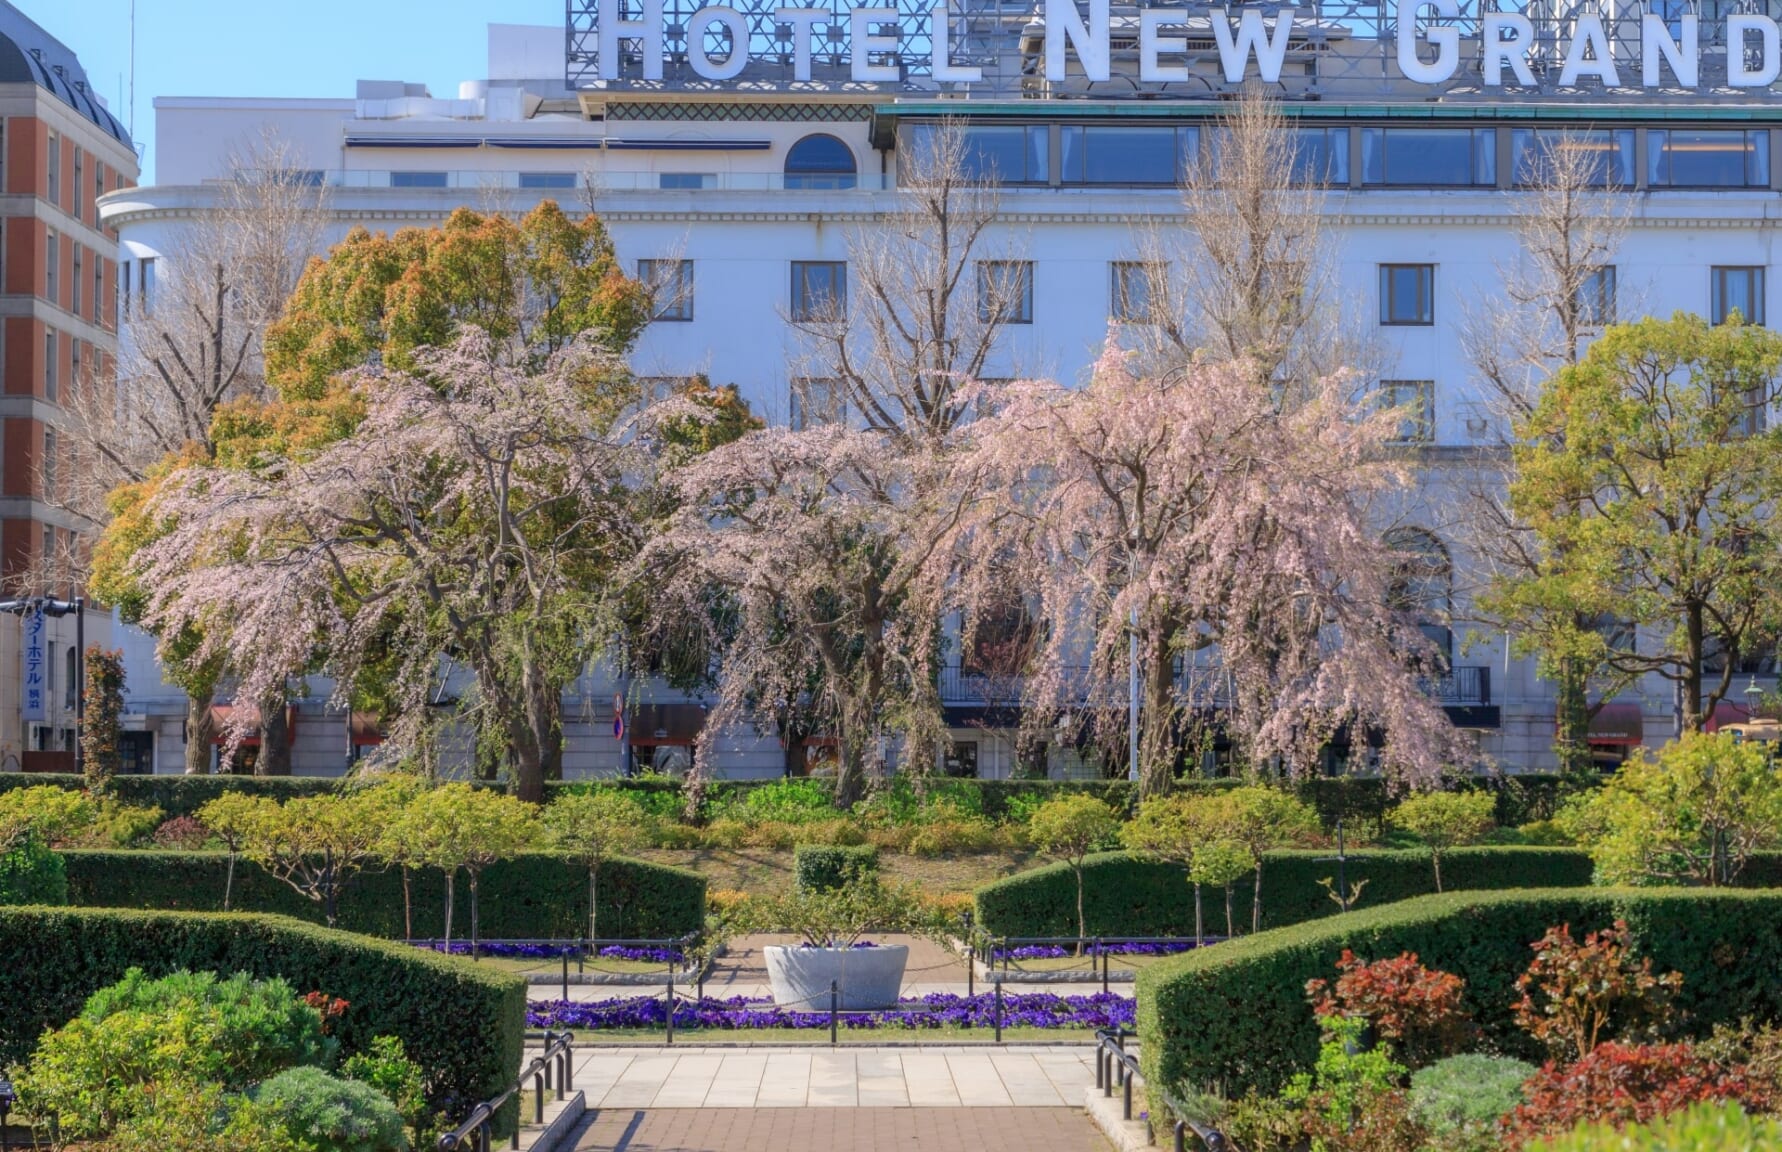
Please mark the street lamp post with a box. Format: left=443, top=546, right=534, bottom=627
left=0, top=596, right=84, bottom=775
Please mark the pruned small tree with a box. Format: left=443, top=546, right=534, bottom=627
left=236, top=793, right=387, bottom=927
left=195, top=791, right=262, bottom=911
left=1189, top=839, right=1253, bottom=940
left=396, top=783, right=537, bottom=950
left=1123, top=794, right=1207, bottom=944
left=1200, top=786, right=1322, bottom=933
left=544, top=789, right=648, bottom=943
left=80, top=647, right=127, bottom=792
left=1390, top=790, right=1497, bottom=892
left=1027, top=794, right=1118, bottom=951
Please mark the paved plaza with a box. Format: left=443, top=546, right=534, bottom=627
left=569, top=1106, right=1113, bottom=1150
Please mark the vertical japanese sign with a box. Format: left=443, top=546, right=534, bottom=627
left=20, top=606, right=46, bottom=723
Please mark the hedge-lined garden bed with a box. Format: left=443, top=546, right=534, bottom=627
left=1135, top=888, right=1782, bottom=1105
left=0, top=906, right=526, bottom=1113
left=0, top=770, right=1581, bottom=826
left=62, top=849, right=707, bottom=938
left=973, top=847, right=1602, bottom=937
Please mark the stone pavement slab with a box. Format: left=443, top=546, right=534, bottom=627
left=569, top=1106, right=1113, bottom=1151
left=563, top=1046, right=1096, bottom=1110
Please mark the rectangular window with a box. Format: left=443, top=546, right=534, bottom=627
left=70, top=339, right=80, bottom=393
left=977, top=260, right=1033, bottom=324
left=518, top=171, right=578, bottom=190
left=657, top=173, right=717, bottom=190
left=1380, top=264, right=1435, bottom=326
left=95, top=254, right=105, bottom=327
left=72, top=146, right=83, bottom=222
left=45, top=130, right=59, bottom=206
left=639, top=259, right=694, bottom=322
left=1291, top=126, right=1349, bottom=185
left=43, top=328, right=56, bottom=401
left=1576, top=266, right=1617, bottom=327
left=901, top=124, right=1050, bottom=185
left=1110, top=261, right=1160, bottom=323
left=45, top=231, right=57, bottom=305
left=1061, top=125, right=1194, bottom=186
left=790, top=261, right=847, bottom=322
left=71, top=246, right=82, bottom=317
left=42, top=429, right=56, bottom=497
left=1649, top=130, right=1770, bottom=188
left=790, top=378, right=847, bottom=430
left=1377, top=381, right=1435, bottom=444
left=1361, top=127, right=1496, bottom=187
left=1512, top=129, right=1636, bottom=188
left=96, top=155, right=105, bottom=204
left=390, top=171, right=449, bottom=189
left=139, top=257, right=156, bottom=315
left=1712, top=266, right=1765, bottom=326
left=120, top=259, right=131, bottom=318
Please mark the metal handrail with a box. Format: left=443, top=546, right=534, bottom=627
left=436, top=1030, right=575, bottom=1151
left=1092, top=1028, right=1229, bottom=1152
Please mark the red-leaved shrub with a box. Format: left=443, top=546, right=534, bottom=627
left=152, top=814, right=210, bottom=850
left=1501, top=1042, right=1771, bottom=1147
left=1513, top=920, right=1683, bottom=1060
left=1306, top=949, right=1471, bottom=1065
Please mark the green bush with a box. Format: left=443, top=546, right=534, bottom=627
left=794, top=844, right=880, bottom=891
left=0, top=837, right=66, bottom=904
left=1409, top=1053, right=1537, bottom=1148
left=61, top=849, right=705, bottom=938
left=0, top=906, right=525, bottom=1120
left=737, top=778, right=838, bottom=824
left=257, top=1067, right=408, bottom=1152
left=341, top=1036, right=433, bottom=1145
left=1137, top=888, right=1782, bottom=1112
left=81, top=968, right=332, bottom=1084
left=0, top=773, right=343, bottom=819
left=973, top=848, right=1597, bottom=938
left=1528, top=1102, right=1782, bottom=1152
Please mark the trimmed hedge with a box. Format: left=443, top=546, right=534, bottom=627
left=63, top=850, right=706, bottom=939
left=794, top=844, right=879, bottom=891
left=0, top=840, right=67, bottom=904
left=1136, top=888, right=1782, bottom=1106
left=974, top=848, right=1598, bottom=938
left=2, top=771, right=1585, bottom=827
left=0, top=906, right=525, bottom=1117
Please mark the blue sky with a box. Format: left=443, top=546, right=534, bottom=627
left=17, top=0, right=565, bottom=182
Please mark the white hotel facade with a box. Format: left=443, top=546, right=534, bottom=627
left=97, top=2, right=1782, bottom=778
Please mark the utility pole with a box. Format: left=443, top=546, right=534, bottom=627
left=1128, top=604, right=1139, bottom=783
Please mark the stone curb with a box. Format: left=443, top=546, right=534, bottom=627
left=521, top=1089, right=585, bottom=1152
left=1085, top=1083, right=1155, bottom=1152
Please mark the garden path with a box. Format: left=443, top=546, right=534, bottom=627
left=567, top=1105, right=1113, bottom=1150
left=561, top=1045, right=1096, bottom=1108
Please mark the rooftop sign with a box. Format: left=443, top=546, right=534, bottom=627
left=566, top=0, right=1782, bottom=98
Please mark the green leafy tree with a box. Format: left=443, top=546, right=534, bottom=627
left=1390, top=790, right=1497, bottom=892
left=362, top=776, right=432, bottom=940
left=197, top=792, right=265, bottom=911
left=236, top=793, right=388, bottom=927
left=1202, top=785, right=1322, bottom=933
left=543, top=789, right=647, bottom=943
left=1189, top=838, right=1254, bottom=939
left=393, top=783, right=537, bottom=950
left=341, top=1035, right=434, bottom=1148
left=0, top=785, right=96, bottom=852
left=1124, top=794, right=1210, bottom=943
left=1561, top=733, right=1782, bottom=887
left=1485, top=313, right=1782, bottom=734
left=81, top=647, right=128, bottom=791
left=1027, top=794, right=1119, bottom=948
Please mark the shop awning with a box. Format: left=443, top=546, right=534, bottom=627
left=1586, top=702, right=1644, bottom=746
left=628, top=702, right=705, bottom=747
left=1704, top=701, right=1756, bottom=733
left=350, top=711, right=384, bottom=747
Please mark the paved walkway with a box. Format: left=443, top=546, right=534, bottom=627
left=569, top=1107, right=1113, bottom=1151
left=568, top=1046, right=1096, bottom=1108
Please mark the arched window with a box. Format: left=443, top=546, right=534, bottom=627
left=1385, top=528, right=1452, bottom=667
left=785, top=134, right=857, bottom=190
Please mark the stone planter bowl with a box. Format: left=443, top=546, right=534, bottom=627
left=762, top=944, right=910, bottom=1010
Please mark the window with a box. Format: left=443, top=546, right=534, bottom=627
left=1377, top=380, right=1435, bottom=444
left=784, top=134, right=857, bottom=190
left=1061, top=126, right=1199, bottom=186
left=42, top=429, right=56, bottom=497
left=390, top=171, right=449, bottom=189
left=943, top=740, right=979, bottom=778
left=901, top=123, right=1050, bottom=185
left=1385, top=528, right=1453, bottom=668
left=1712, top=267, right=1765, bottom=326
left=1361, top=128, right=1496, bottom=187
left=1576, top=266, right=1617, bottom=327
left=1380, top=264, right=1435, bottom=326
left=790, top=260, right=847, bottom=321
left=518, top=172, right=577, bottom=190
left=790, top=378, right=847, bottom=429
left=120, top=260, right=131, bottom=317
left=71, top=246, right=82, bottom=317
left=95, top=254, right=105, bottom=327
left=72, top=147, right=83, bottom=222
left=1110, top=261, right=1160, bottom=323
left=43, top=328, right=56, bottom=402
left=977, top=260, right=1033, bottom=324
left=1289, top=127, right=1349, bottom=185
left=1512, top=129, right=1635, bottom=188
left=70, top=339, right=80, bottom=393
left=639, top=259, right=694, bottom=322
left=96, top=155, right=105, bottom=205
left=139, top=257, right=155, bottom=314
left=1649, top=130, right=1770, bottom=189
left=63, top=646, right=76, bottom=711
left=658, top=173, right=717, bottom=190
left=45, top=129, right=58, bottom=206
left=45, top=231, right=57, bottom=305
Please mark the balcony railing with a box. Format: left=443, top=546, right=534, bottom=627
left=219, top=170, right=897, bottom=193
left=939, top=664, right=1492, bottom=708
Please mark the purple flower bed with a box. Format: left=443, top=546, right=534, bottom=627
left=409, top=941, right=685, bottom=964
left=597, top=945, right=685, bottom=964
left=528, top=991, right=1134, bottom=1032
left=991, top=941, right=1209, bottom=961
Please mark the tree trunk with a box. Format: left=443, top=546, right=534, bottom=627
left=256, top=695, right=291, bottom=777
left=1432, top=851, right=1444, bottom=894
left=589, top=863, right=600, bottom=944
left=508, top=664, right=554, bottom=804
left=1193, top=883, right=1203, bottom=947
left=469, top=870, right=482, bottom=957
left=1224, top=882, right=1235, bottom=939
left=185, top=689, right=216, bottom=775
left=402, top=866, right=413, bottom=941
left=224, top=850, right=236, bottom=912
left=1140, top=625, right=1176, bottom=798
left=1251, top=860, right=1263, bottom=934
left=443, top=870, right=456, bottom=949
left=1075, top=864, right=1088, bottom=954
left=322, top=848, right=337, bottom=928
left=1683, top=604, right=1706, bottom=733
left=1553, top=657, right=1594, bottom=779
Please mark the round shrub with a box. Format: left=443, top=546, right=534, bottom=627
left=0, top=837, right=67, bottom=905
left=1409, top=1053, right=1536, bottom=1145
left=794, top=844, right=880, bottom=892
left=258, top=1066, right=407, bottom=1152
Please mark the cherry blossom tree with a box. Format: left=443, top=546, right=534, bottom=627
left=946, top=344, right=1458, bottom=794
left=118, top=330, right=643, bottom=803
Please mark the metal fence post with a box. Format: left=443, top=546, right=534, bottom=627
left=1099, top=939, right=1109, bottom=996
left=561, top=952, right=570, bottom=1003
left=830, top=980, right=839, bottom=1046
left=666, top=972, right=675, bottom=1046
left=993, top=977, right=1003, bottom=1043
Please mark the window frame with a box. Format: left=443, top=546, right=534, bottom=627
left=790, top=376, right=848, bottom=430
left=1648, top=129, right=1770, bottom=189
left=1379, top=264, right=1436, bottom=327
left=1712, top=266, right=1766, bottom=327
left=390, top=171, right=449, bottom=189
left=977, top=260, right=1034, bottom=325
left=790, top=260, right=848, bottom=323
left=1109, top=261, right=1161, bottom=324
left=639, top=258, right=695, bottom=322
left=1377, top=379, right=1436, bottom=444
